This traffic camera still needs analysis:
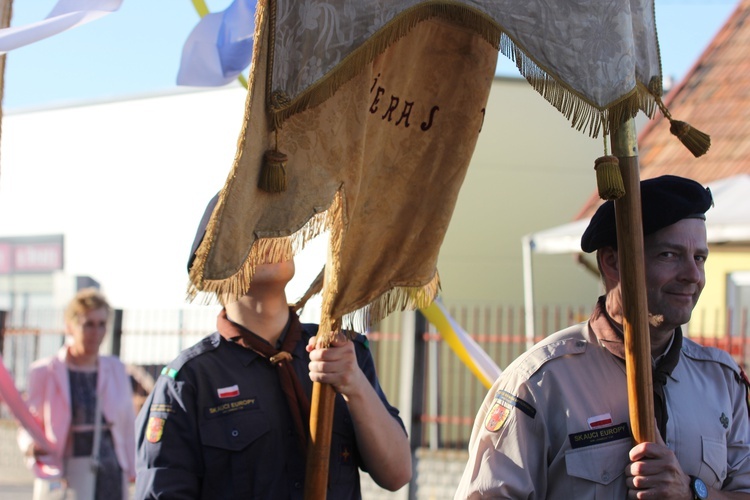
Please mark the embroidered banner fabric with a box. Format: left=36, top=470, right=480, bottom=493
left=267, top=0, right=661, bottom=135
left=188, top=0, right=662, bottom=328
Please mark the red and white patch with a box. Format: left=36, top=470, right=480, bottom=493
left=484, top=402, right=510, bottom=432
left=587, top=413, right=613, bottom=429
left=217, top=384, right=240, bottom=399
left=146, top=417, right=165, bottom=443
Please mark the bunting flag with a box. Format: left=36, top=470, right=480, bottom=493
left=177, top=0, right=256, bottom=87
left=421, top=300, right=501, bottom=389
left=0, top=0, right=122, bottom=54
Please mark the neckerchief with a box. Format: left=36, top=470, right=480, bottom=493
left=589, top=296, right=682, bottom=440
left=217, top=308, right=311, bottom=454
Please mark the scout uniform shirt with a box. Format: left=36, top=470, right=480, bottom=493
left=135, top=316, right=404, bottom=499
left=454, top=317, right=750, bottom=499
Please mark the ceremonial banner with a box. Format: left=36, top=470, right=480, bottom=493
left=189, top=7, right=499, bottom=328
left=189, top=1, right=664, bottom=330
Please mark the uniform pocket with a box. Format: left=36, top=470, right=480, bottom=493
left=700, top=436, right=727, bottom=486
left=565, top=439, right=631, bottom=498
left=199, top=410, right=270, bottom=451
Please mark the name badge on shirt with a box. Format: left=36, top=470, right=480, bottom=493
left=568, top=422, right=630, bottom=449
left=205, top=398, right=259, bottom=419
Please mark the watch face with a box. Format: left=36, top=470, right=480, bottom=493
left=693, top=477, right=708, bottom=499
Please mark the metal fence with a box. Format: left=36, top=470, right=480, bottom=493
left=2, top=304, right=749, bottom=451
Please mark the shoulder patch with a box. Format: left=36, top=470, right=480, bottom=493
left=146, top=416, right=165, bottom=443
left=484, top=389, right=536, bottom=432
left=485, top=402, right=510, bottom=432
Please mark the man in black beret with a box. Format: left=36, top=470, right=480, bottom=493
left=456, top=175, right=750, bottom=499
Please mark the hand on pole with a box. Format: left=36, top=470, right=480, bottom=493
left=307, top=332, right=366, bottom=401
left=625, top=425, right=691, bottom=499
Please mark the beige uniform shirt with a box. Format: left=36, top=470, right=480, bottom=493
left=454, top=322, right=750, bottom=499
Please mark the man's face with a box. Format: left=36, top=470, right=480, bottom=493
left=643, top=218, right=708, bottom=333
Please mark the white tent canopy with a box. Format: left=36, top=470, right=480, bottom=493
left=522, top=174, right=750, bottom=343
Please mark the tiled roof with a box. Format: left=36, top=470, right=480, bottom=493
left=575, top=0, right=749, bottom=219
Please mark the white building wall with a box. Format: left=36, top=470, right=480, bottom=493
left=0, top=78, right=615, bottom=317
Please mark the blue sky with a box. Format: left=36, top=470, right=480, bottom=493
left=1, top=1, right=741, bottom=111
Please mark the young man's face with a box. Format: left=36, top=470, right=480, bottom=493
left=643, top=218, right=708, bottom=333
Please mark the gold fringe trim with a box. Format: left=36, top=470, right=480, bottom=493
left=186, top=2, right=330, bottom=305
left=291, top=266, right=441, bottom=335
left=267, top=1, right=658, bottom=138
left=189, top=185, right=441, bottom=337
left=187, top=201, right=333, bottom=304
left=318, top=190, right=345, bottom=347
left=342, top=273, right=441, bottom=334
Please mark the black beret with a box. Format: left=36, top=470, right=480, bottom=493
left=580, top=175, right=713, bottom=253
left=187, top=192, right=220, bottom=273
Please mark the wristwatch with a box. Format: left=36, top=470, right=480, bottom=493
left=690, top=476, right=708, bottom=500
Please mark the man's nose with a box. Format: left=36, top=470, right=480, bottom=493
left=679, top=257, right=702, bottom=283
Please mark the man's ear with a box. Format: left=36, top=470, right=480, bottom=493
left=598, top=247, right=620, bottom=282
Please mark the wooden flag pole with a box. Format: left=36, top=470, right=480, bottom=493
left=611, top=117, right=656, bottom=444
left=304, top=209, right=342, bottom=499
left=305, top=381, right=336, bottom=498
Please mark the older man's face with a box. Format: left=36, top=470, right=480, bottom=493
left=643, top=218, right=708, bottom=333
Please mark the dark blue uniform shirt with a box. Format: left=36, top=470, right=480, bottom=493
left=134, top=317, right=404, bottom=499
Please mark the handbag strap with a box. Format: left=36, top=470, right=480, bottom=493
left=90, top=370, right=103, bottom=471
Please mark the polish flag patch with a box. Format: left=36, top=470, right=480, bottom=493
left=588, top=413, right=613, bottom=429
left=217, top=385, right=240, bottom=399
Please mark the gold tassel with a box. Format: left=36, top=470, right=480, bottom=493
left=654, top=95, right=711, bottom=158
left=594, top=155, right=625, bottom=201
left=669, top=120, right=711, bottom=158
left=258, top=149, right=287, bottom=193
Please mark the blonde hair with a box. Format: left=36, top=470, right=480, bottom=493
left=64, top=288, right=111, bottom=323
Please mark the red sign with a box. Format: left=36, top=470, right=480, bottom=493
left=0, top=236, right=64, bottom=274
